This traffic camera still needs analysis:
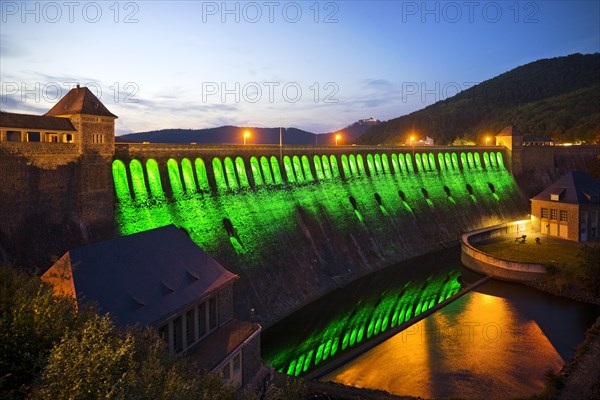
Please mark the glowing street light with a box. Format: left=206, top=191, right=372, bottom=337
left=410, top=135, right=415, bottom=156
left=335, top=133, right=342, bottom=146
left=243, top=130, right=250, bottom=145
left=486, top=137, right=491, bottom=146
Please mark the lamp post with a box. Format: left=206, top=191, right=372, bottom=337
left=486, top=137, right=490, bottom=146
left=335, top=133, right=341, bottom=146
left=410, top=136, right=415, bottom=157
left=243, top=130, right=250, bottom=145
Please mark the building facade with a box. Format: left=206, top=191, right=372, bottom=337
left=41, top=225, right=265, bottom=389
left=530, top=171, right=600, bottom=242
left=1, top=85, right=117, bottom=156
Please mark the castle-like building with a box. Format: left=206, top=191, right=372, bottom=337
left=1, top=85, right=117, bottom=156
left=2, top=88, right=268, bottom=390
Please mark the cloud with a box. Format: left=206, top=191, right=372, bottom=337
left=0, top=95, right=51, bottom=114
left=0, top=34, right=25, bottom=59
left=361, top=78, right=394, bottom=88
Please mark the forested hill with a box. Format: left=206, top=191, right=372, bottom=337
left=357, top=53, right=600, bottom=145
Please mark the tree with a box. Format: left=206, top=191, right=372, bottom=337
left=576, top=244, right=600, bottom=296
left=0, top=264, right=90, bottom=398
left=38, top=316, right=237, bottom=400
left=0, top=265, right=237, bottom=400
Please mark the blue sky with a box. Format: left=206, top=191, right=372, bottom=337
left=1, top=1, right=598, bottom=135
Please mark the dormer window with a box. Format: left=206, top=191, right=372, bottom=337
left=550, top=188, right=565, bottom=201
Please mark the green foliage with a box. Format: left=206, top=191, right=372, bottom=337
left=264, top=377, right=308, bottom=400
left=576, top=244, right=600, bottom=296
left=0, top=265, right=238, bottom=400
left=0, top=264, right=88, bottom=397
left=39, top=318, right=237, bottom=400
left=359, top=53, right=600, bottom=145
left=542, top=244, right=600, bottom=297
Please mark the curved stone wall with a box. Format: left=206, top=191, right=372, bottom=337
left=461, top=220, right=547, bottom=282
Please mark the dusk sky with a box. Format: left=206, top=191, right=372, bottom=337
left=1, top=1, right=599, bottom=135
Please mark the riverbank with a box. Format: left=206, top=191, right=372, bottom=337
left=557, top=315, right=600, bottom=400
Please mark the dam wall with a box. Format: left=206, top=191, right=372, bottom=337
left=5, top=141, right=594, bottom=326
left=111, top=145, right=529, bottom=326
left=0, top=143, right=114, bottom=267
left=517, top=145, right=599, bottom=197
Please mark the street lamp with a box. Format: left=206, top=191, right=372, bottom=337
left=410, top=135, right=415, bottom=156
left=243, top=130, right=250, bottom=145
left=335, top=133, right=341, bottom=146
left=486, top=137, right=490, bottom=146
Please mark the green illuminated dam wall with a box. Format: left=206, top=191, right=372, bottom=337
left=112, top=144, right=528, bottom=326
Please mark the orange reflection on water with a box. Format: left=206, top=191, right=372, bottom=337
left=324, top=291, right=564, bottom=400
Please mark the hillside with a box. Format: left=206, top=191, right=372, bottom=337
left=117, top=119, right=381, bottom=145
left=358, top=53, right=600, bottom=145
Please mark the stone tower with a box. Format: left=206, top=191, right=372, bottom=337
left=44, top=85, right=117, bottom=156
left=495, top=125, right=523, bottom=176
left=45, top=85, right=117, bottom=239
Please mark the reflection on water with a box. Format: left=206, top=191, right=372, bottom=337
left=261, top=249, right=464, bottom=377
left=325, top=279, right=599, bottom=399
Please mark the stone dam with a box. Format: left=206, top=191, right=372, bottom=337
left=109, top=144, right=528, bottom=326
left=3, top=142, right=598, bottom=326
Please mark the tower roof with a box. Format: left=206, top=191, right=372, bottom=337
left=530, top=171, right=600, bottom=204
left=45, top=86, right=117, bottom=118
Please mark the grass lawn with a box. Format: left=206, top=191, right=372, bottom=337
left=475, top=233, right=584, bottom=268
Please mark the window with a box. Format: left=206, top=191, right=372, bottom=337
left=560, top=210, right=567, bottom=221
left=186, top=309, right=195, bottom=345
left=7, top=131, right=21, bottom=142
left=173, top=317, right=183, bottom=353
left=550, top=209, right=558, bottom=220
left=198, top=301, right=207, bottom=337
left=233, top=353, right=241, bottom=373
left=209, top=297, right=217, bottom=330
left=158, top=324, right=169, bottom=346
left=27, top=132, right=40, bottom=142
left=92, top=134, right=104, bottom=144
left=221, top=364, right=230, bottom=380
left=64, top=134, right=73, bottom=143
left=541, top=208, right=548, bottom=218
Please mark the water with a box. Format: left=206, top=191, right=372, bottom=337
left=321, top=272, right=599, bottom=399
left=262, top=249, right=599, bottom=399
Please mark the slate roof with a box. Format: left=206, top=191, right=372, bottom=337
left=45, top=86, right=117, bottom=118
left=0, top=111, right=77, bottom=131
left=530, top=171, right=600, bottom=205
left=42, top=225, right=238, bottom=327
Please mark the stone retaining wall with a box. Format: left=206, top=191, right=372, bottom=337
left=461, top=221, right=547, bottom=282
